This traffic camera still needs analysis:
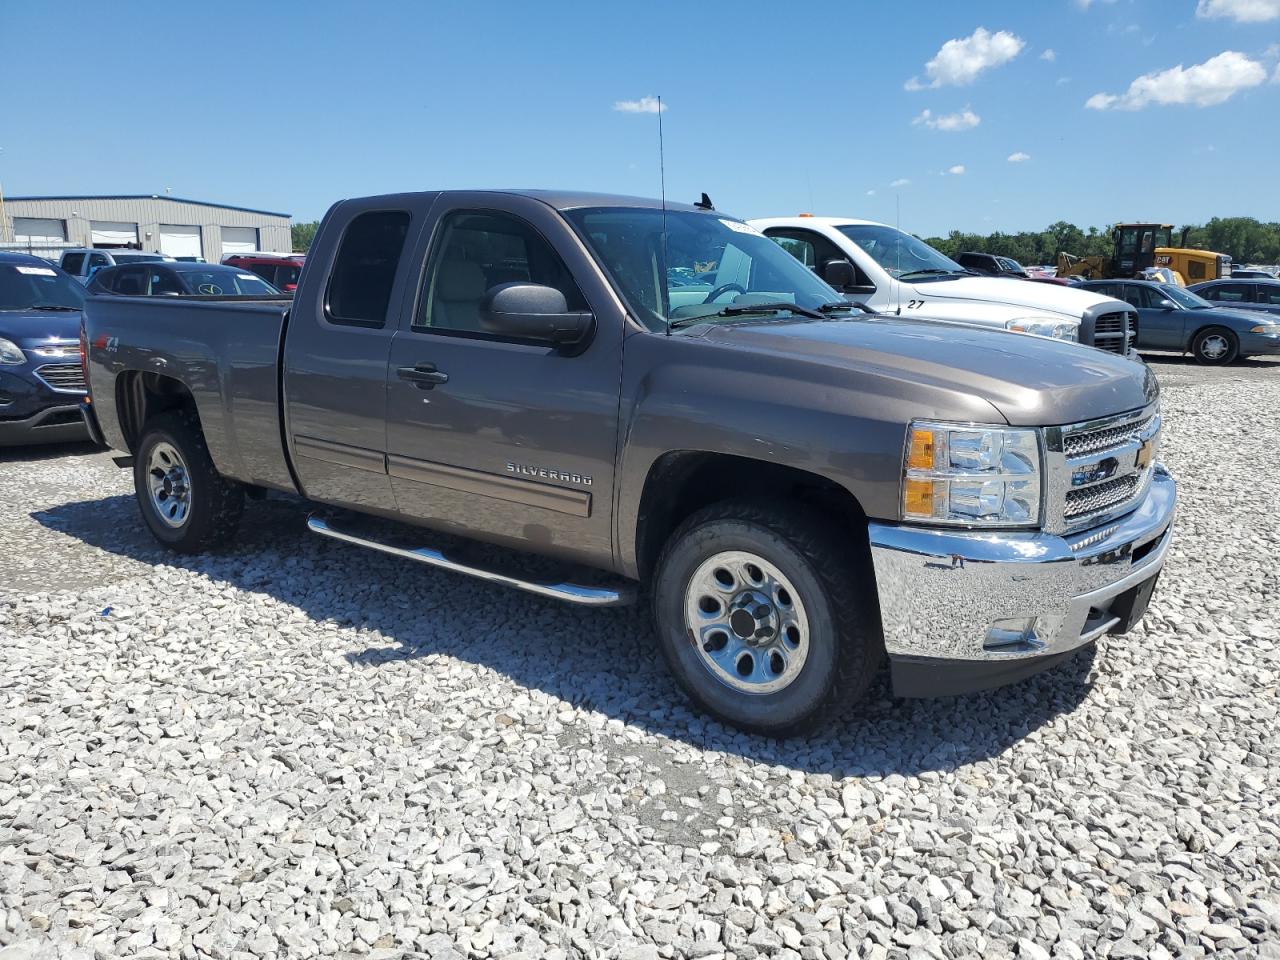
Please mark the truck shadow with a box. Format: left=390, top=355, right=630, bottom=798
left=0, top=440, right=103, bottom=464
left=32, top=494, right=1096, bottom=778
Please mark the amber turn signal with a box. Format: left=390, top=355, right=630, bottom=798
left=907, top=427, right=935, bottom=471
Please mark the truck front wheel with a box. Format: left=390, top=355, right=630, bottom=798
left=652, top=500, right=882, bottom=736
left=133, top=410, right=244, bottom=553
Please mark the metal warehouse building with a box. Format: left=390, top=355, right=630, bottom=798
left=0, top=195, right=291, bottom=262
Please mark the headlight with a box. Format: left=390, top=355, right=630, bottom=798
left=902, top=421, right=1041, bottom=527
left=1250, top=324, right=1280, bottom=334
left=0, top=337, right=27, bottom=365
left=1005, top=317, right=1078, bottom=342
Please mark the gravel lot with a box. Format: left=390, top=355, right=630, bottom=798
left=1, top=356, right=1278, bottom=960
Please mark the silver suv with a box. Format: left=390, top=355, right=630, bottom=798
left=58, top=248, right=174, bottom=285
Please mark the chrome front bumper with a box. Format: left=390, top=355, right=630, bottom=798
left=868, top=465, right=1176, bottom=689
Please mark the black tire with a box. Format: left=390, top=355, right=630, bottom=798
left=133, top=409, right=243, bottom=553
left=651, top=499, right=883, bottom=737
left=1190, top=326, right=1238, bottom=365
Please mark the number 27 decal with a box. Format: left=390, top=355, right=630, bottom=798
left=905, top=299, right=926, bottom=309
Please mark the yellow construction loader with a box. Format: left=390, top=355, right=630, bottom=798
left=1057, top=223, right=1230, bottom=285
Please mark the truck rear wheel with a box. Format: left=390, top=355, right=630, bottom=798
left=652, top=499, right=882, bottom=736
left=134, top=410, right=243, bottom=553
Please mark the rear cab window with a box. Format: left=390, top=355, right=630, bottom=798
left=325, top=211, right=412, bottom=327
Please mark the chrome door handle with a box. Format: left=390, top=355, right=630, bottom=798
left=397, top=363, right=448, bottom=389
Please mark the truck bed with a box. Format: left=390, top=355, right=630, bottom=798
left=83, top=295, right=297, bottom=493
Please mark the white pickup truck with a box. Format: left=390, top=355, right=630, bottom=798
left=750, top=216, right=1135, bottom=356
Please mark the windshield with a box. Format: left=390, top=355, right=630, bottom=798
left=564, top=208, right=843, bottom=330
left=0, top=263, right=87, bottom=311
left=175, top=267, right=279, bottom=296
left=835, top=224, right=965, bottom=278
left=1159, top=284, right=1211, bottom=309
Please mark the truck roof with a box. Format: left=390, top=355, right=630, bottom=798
left=751, top=216, right=888, bottom=228
left=352, top=189, right=713, bottom=215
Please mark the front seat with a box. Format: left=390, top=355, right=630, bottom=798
left=432, top=259, right=487, bottom=331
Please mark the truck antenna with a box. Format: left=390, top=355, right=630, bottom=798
left=658, top=95, right=671, bottom=338
left=895, top=193, right=902, bottom=315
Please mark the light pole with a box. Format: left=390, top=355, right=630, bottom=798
left=0, top=147, right=10, bottom=244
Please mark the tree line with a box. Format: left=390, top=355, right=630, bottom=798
left=292, top=216, right=1280, bottom=265
left=923, top=217, right=1280, bottom=267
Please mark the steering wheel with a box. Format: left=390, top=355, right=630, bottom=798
left=702, top=282, right=746, bottom=304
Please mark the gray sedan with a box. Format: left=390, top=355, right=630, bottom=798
left=1076, top=279, right=1280, bottom=365
left=1189, top=279, right=1280, bottom=319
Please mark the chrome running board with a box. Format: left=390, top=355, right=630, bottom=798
left=307, top=514, right=637, bottom=607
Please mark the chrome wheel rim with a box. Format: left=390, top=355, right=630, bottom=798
left=1201, top=334, right=1229, bottom=360
left=683, top=550, right=810, bottom=694
left=147, top=441, right=192, bottom=528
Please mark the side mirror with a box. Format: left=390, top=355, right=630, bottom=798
left=1157, top=299, right=1176, bottom=310
left=480, top=282, right=594, bottom=348
left=821, top=259, right=856, bottom=290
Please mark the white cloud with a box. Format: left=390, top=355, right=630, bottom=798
left=612, top=96, right=666, bottom=114
left=1196, top=0, right=1280, bottom=22
left=890, top=178, right=911, bottom=187
left=1086, top=50, right=1267, bottom=109
left=1040, top=49, right=1057, bottom=62
left=1275, top=62, right=1280, bottom=82
left=905, top=27, right=1024, bottom=89
left=866, top=189, right=876, bottom=196
left=943, top=165, right=966, bottom=175
left=1008, top=151, right=1031, bottom=163
left=912, top=107, right=981, bottom=131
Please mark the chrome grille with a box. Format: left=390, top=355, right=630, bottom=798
left=1063, top=416, right=1154, bottom=457
left=1092, top=311, right=1131, bottom=355
left=34, top=363, right=87, bottom=393
left=1064, top=474, right=1140, bottom=518
left=1043, top=403, right=1160, bottom=534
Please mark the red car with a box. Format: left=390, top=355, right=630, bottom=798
left=221, top=253, right=306, bottom=292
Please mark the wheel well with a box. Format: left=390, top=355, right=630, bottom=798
left=634, top=452, right=869, bottom=580
left=114, top=371, right=198, bottom=453
left=1192, top=323, right=1237, bottom=342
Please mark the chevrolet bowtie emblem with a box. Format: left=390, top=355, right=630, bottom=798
left=1135, top=439, right=1155, bottom=469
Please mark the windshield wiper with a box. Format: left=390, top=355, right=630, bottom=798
left=819, top=300, right=876, bottom=315
left=669, top=301, right=828, bottom=328
left=28, top=304, right=82, bottom=312
left=896, top=268, right=968, bottom=280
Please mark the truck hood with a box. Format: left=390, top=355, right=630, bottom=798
left=696, top=316, right=1157, bottom=427
left=0, top=308, right=84, bottom=348
left=903, top=275, right=1115, bottom=318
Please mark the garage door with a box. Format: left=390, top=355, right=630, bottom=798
left=90, top=221, right=138, bottom=246
left=13, top=218, right=67, bottom=244
left=159, top=225, right=203, bottom=258
left=221, top=226, right=258, bottom=255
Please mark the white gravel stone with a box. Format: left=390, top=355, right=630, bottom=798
left=1, top=370, right=1278, bottom=958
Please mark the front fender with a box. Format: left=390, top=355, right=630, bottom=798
left=613, top=330, right=1004, bottom=578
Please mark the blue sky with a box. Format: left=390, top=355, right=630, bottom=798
left=2, top=0, right=1277, bottom=236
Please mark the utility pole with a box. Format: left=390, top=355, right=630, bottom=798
left=0, top=147, right=10, bottom=244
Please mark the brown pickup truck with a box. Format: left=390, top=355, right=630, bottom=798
left=82, top=189, right=1176, bottom=735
